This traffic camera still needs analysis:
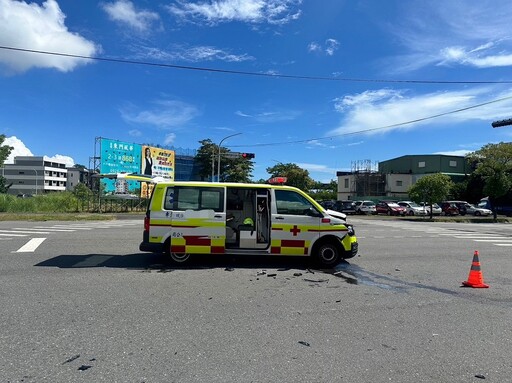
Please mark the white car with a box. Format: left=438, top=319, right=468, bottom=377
left=397, top=201, right=428, bottom=216
left=420, top=202, right=442, bottom=215
left=464, top=203, right=492, bottom=216
left=354, top=200, right=376, bottom=215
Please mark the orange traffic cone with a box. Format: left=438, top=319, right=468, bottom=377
left=462, top=250, right=489, bottom=288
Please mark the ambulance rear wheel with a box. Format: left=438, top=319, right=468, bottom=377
left=170, top=252, right=191, bottom=264
left=314, top=241, right=341, bottom=267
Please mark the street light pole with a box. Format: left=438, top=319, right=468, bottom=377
left=217, top=133, right=241, bottom=182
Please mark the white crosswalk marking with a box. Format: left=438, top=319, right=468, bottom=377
left=16, top=238, right=46, bottom=252
left=351, top=218, right=512, bottom=247
left=0, top=229, right=51, bottom=234
left=0, top=220, right=142, bottom=243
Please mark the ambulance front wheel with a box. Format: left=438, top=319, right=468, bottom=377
left=314, top=241, right=341, bottom=267
left=170, top=252, right=191, bottom=264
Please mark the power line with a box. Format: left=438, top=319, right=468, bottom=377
left=2, top=45, right=512, bottom=85
left=227, top=95, right=512, bottom=148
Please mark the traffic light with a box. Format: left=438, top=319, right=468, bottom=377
left=492, top=118, right=512, bottom=128
left=241, top=153, right=255, bottom=159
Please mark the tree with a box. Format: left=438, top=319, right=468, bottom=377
left=467, top=142, right=512, bottom=220
left=266, top=163, right=315, bottom=192
left=195, top=139, right=217, bottom=180
left=0, top=135, right=13, bottom=193
left=195, top=139, right=254, bottom=182
left=408, top=173, right=454, bottom=219
left=73, top=183, right=93, bottom=199
left=309, top=180, right=337, bottom=201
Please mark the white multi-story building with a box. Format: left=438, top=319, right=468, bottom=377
left=2, top=156, right=67, bottom=195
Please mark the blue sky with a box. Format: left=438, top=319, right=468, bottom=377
left=2, top=0, right=512, bottom=182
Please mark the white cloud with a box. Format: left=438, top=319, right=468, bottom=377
left=164, top=133, right=177, bottom=145
left=235, top=110, right=252, bottom=117
left=134, top=45, right=254, bottom=63
left=433, top=150, right=472, bottom=157
left=0, top=0, right=99, bottom=74
left=44, top=154, right=74, bottom=167
left=308, top=42, right=321, bottom=53
left=167, top=0, right=302, bottom=25
left=386, top=0, right=512, bottom=71
left=308, top=39, right=339, bottom=56
left=238, top=108, right=301, bottom=123
left=4, top=136, right=33, bottom=163
left=128, top=129, right=142, bottom=137
left=101, top=0, right=160, bottom=33
left=330, top=87, right=512, bottom=137
left=214, top=126, right=236, bottom=132
left=297, top=162, right=337, bottom=174
left=121, top=99, right=200, bottom=128
left=4, top=136, right=75, bottom=166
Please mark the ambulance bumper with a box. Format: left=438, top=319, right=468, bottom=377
left=350, top=242, right=358, bottom=257
left=139, top=240, right=164, bottom=253
left=342, top=236, right=358, bottom=259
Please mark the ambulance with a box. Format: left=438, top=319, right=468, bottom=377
left=101, top=173, right=358, bottom=267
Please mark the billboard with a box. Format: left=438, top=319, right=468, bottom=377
left=141, top=145, right=175, bottom=198
left=99, top=138, right=142, bottom=193
left=99, top=138, right=175, bottom=195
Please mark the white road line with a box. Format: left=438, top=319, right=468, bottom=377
left=0, top=233, right=27, bottom=237
left=474, top=239, right=512, bottom=242
left=494, top=244, right=512, bottom=246
left=16, top=238, right=47, bottom=252
left=49, top=226, right=93, bottom=230
left=28, top=227, right=76, bottom=232
left=0, top=229, right=51, bottom=234
left=453, top=236, right=507, bottom=239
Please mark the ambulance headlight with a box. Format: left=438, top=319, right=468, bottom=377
left=346, top=225, right=355, bottom=236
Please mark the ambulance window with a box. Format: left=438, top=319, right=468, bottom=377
left=164, top=187, right=175, bottom=210
left=275, top=190, right=317, bottom=216
left=174, top=186, right=224, bottom=212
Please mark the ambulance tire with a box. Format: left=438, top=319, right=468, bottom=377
left=169, top=252, right=192, bottom=264
left=314, top=240, right=342, bottom=267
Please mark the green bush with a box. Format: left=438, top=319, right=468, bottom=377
left=0, top=192, right=79, bottom=213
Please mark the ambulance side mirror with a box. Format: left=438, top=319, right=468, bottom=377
left=304, top=207, right=322, bottom=218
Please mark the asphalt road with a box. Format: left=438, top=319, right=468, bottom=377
left=0, top=217, right=511, bottom=383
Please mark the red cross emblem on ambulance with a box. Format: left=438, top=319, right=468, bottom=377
left=290, top=225, right=301, bottom=236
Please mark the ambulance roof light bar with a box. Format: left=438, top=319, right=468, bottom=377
left=267, top=176, right=287, bottom=185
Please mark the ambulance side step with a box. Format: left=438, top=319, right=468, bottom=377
left=224, top=249, right=269, bottom=255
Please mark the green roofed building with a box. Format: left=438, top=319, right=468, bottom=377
left=378, top=154, right=470, bottom=180
left=337, top=155, right=470, bottom=201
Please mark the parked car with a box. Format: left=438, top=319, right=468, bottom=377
left=479, top=197, right=512, bottom=216
left=319, top=200, right=336, bottom=210
left=376, top=201, right=407, bottom=216
left=354, top=200, right=377, bottom=215
left=397, top=201, right=428, bottom=216
left=442, top=201, right=474, bottom=215
left=420, top=202, right=442, bottom=215
left=439, top=202, right=459, bottom=216
left=462, top=203, right=492, bottom=216
left=332, top=200, right=357, bottom=215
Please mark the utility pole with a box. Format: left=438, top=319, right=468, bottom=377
left=217, top=133, right=242, bottom=182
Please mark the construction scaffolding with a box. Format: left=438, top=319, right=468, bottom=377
left=350, top=160, right=385, bottom=197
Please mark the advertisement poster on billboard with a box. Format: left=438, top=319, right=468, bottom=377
left=141, top=146, right=175, bottom=198
left=100, top=138, right=142, bottom=193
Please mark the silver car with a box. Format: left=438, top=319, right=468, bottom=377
left=397, top=201, right=428, bottom=216
left=354, top=200, right=377, bottom=215
left=464, top=203, right=492, bottom=216
left=421, top=202, right=442, bottom=215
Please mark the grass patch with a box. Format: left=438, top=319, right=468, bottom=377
left=0, top=212, right=116, bottom=221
